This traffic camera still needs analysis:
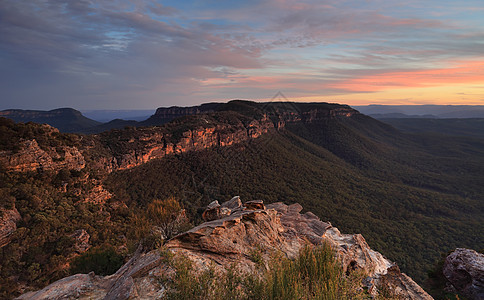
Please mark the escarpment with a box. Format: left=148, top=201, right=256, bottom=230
left=17, top=198, right=433, bottom=300
left=99, top=112, right=274, bottom=170
left=0, top=101, right=358, bottom=173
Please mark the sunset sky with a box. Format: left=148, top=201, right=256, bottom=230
left=1, top=0, right=484, bottom=109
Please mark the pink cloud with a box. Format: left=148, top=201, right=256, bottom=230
left=328, top=60, right=484, bottom=92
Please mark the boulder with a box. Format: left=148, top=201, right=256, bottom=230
left=201, top=200, right=220, bottom=221
left=220, top=196, right=242, bottom=210
left=243, top=199, right=265, bottom=210
left=443, top=248, right=484, bottom=300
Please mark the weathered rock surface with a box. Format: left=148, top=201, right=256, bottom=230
left=380, top=265, right=435, bottom=299
left=244, top=199, right=265, bottom=210
left=443, top=248, right=484, bottom=300
left=201, top=200, right=221, bottom=221
left=83, top=185, right=112, bottom=205
left=0, top=138, right=85, bottom=173
left=18, top=199, right=432, bottom=300
left=202, top=196, right=244, bottom=221
left=0, top=208, right=21, bottom=248
left=71, top=229, right=91, bottom=254
left=103, top=115, right=274, bottom=171
left=17, top=274, right=104, bottom=300
left=323, top=226, right=392, bottom=277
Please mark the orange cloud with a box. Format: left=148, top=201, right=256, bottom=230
left=330, top=60, right=484, bottom=92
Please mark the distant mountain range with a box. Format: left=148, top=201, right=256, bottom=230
left=1, top=104, right=224, bottom=133
left=81, top=110, right=154, bottom=123
left=2, top=104, right=484, bottom=136
left=354, top=104, right=484, bottom=119
left=0, top=108, right=101, bottom=133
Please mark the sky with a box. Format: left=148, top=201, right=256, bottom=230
left=1, top=0, right=484, bottom=110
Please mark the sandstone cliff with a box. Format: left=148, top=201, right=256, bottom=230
left=88, top=102, right=359, bottom=171
left=1, top=101, right=359, bottom=174
left=0, top=134, right=85, bottom=173
left=18, top=198, right=432, bottom=300
left=99, top=113, right=274, bottom=170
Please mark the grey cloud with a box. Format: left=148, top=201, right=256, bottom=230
left=0, top=0, right=268, bottom=109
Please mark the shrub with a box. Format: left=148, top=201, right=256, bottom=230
left=164, top=243, right=369, bottom=300
left=69, top=244, right=124, bottom=276
left=147, top=197, right=191, bottom=241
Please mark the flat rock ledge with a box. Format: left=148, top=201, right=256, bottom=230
left=17, top=197, right=433, bottom=300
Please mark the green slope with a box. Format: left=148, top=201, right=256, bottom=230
left=1, top=107, right=483, bottom=298
left=106, top=119, right=484, bottom=283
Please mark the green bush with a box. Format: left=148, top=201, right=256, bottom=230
left=69, top=245, right=124, bottom=276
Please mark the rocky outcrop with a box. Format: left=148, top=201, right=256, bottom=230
left=323, top=226, right=392, bottom=277
left=17, top=273, right=104, bottom=300
left=380, top=265, right=435, bottom=299
left=166, top=201, right=306, bottom=269
left=71, top=229, right=91, bottom=254
left=103, top=115, right=274, bottom=171
left=18, top=198, right=432, bottom=300
left=0, top=138, right=85, bottom=173
left=0, top=208, right=21, bottom=248
left=443, top=248, right=484, bottom=300
left=83, top=185, right=112, bottom=205
left=202, top=196, right=244, bottom=221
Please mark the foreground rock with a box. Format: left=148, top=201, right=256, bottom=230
left=18, top=198, right=432, bottom=300
left=443, top=248, right=484, bottom=300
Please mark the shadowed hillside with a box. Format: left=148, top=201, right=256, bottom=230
left=0, top=101, right=483, bottom=298
left=0, top=108, right=101, bottom=133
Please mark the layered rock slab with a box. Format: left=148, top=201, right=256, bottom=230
left=17, top=199, right=433, bottom=300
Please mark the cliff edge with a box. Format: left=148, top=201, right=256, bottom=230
left=18, top=197, right=432, bottom=300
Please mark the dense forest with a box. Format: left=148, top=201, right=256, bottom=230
left=106, top=123, right=484, bottom=283
left=0, top=103, right=483, bottom=299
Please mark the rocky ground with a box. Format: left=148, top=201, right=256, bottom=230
left=17, top=197, right=433, bottom=300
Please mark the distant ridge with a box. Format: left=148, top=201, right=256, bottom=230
left=142, top=102, right=222, bottom=126
left=5, top=102, right=484, bottom=134
left=354, top=104, right=484, bottom=118
left=0, top=108, right=101, bottom=133
left=379, top=118, right=484, bottom=138
left=369, top=113, right=438, bottom=119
